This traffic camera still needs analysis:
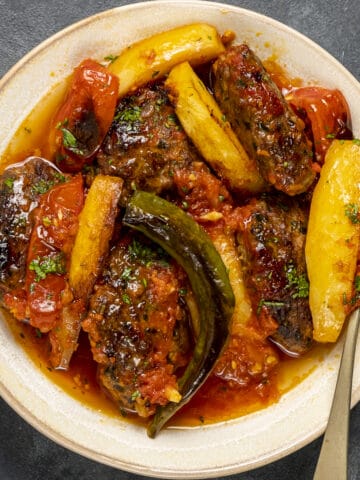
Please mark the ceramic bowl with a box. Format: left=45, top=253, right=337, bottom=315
left=0, top=1, right=360, bottom=478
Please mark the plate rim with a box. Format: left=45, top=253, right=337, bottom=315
left=0, top=1, right=360, bottom=478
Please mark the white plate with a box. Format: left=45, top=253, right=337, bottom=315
left=0, top=1, right=360, bottom=478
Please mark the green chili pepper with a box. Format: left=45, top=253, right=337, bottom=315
left=123, top=191, right=234, bottom=438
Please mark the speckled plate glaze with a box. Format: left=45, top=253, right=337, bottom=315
left=0, top=1, right=360, bottom=478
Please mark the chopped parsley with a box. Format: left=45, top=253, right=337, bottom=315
left=165, top=113, right=178, bottom=128
left=285, top=263, right=309, bottom=299
left=4, top=177, right=14, bottom=189
left=42, top=216, right=52, bottom=227
left=115, top=105, right=142, bottom=123
left=61, top=127, right=85, bottom=156
left=32, top=172, right=66, bottom=195
left=128, top=238, right=169, bottom=267
left=345, top=275, right=360, bottom=305
left=355, top=275, right=360, bottom=292
left=104, top=54, right=119, bottom=63
left=33, top=179, right=56, bottom=195
left=237, top=78, right=247, bottom=88
left=120, top=267, right=134, bottom=282
left=345, top=203, right=360, bottom=224
left=122, top=293, right=132, bottom=305
left=56, top=118, right=69, bottom=129
left=29, top=253, right=66, bottom=282
left=13, top=214, right=27, bottom=227
left=130, top=390, right=141, bottom=401
left=53, top=171, right=67, bottom=183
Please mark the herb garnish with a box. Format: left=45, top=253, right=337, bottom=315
left=61, top=127, right=85, bottom=156
left=122, top=293, right=132, bottom=305
left=115, top=106, right=142, bottom=123
left=128, top=239, right=169, bottom=267
left=355, top=275, right=360, bottom=292
left=32, top=179, right=55, bottom=195
left=42, top=216, right=52, bottom=227
left=29, top=253, right=66, bottom=282
left=120, top=267, right=134, bottom=283
left=32, top=172, right=66, bottom=195
left=285, top=262, right=309, bottom=299
left=345, top=203, right=360, bottom=224
left=131, top=390, right=141, bottom=401
left=343, top=275, right=360, bottom=306
left=4, top=177, right=14, bottom=189
left=104, top=54, right=119, bottom=64
left=56, top=118, right=69, bottom=129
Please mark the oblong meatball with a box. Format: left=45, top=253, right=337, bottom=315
left=82, top=232, right=192, bottom=418
left=236, top=194, right=313, bottom=356
left=213, top=45, right=315, bottom=196
left=97, top=85, right=196, bottom=204
left=0, top=157, right=66, bottom=297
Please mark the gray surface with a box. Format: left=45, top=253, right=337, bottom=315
left=0, top=0, right=359, bottom=479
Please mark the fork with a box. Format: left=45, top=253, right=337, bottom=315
left=313, top=308, right=360, bottom=480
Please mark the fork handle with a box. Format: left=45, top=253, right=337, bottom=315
left=313, top=308, right=360, bottom=480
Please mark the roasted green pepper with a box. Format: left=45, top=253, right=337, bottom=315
left=123, top=191, right=235, bottom=438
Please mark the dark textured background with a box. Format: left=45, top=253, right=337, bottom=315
left=0, top=1, right=359, bottom=479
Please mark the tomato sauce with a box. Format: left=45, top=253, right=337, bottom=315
left=3, top=305, right=330, bottom=428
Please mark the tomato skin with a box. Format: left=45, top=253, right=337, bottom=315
left=25, top=174, right=84, bottom=332
left=287, top=86, right=352, bottom=164
left=3, top=288, right=27, bottom=321
left=50, top=59, right=119, bottom=172
left=33, top=174, right=84, bottom=253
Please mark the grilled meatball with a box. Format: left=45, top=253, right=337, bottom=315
left=237, top=195, right=313, bottom=356
left=213, top=45, right=315, bottom=196
left=0, top=157, right=66, bottom=298
left=97, top=85, right=196, bottom=204
left=82, top=232, right=191, bottom=418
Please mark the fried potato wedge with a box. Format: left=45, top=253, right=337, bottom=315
left=69, top=175, right=123, bottom=299
left=165, top=62, right=265, bottom=194
left=306, top=140, right=360, bottom=342
left=109, top=24, right=225, bottom=98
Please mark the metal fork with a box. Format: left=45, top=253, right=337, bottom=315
left=313, top=308, right=360, bottom=480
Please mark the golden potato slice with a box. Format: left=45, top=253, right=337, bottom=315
left=69, top=175, right=123, bottom=299
left=306, top=140, right=360, bottom=342
left=108, top=24, right=225, bottom=98
left=165, top=61, right=265, bottom=194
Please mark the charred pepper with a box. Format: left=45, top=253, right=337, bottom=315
left=123, top=191, right=234, bottom=437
